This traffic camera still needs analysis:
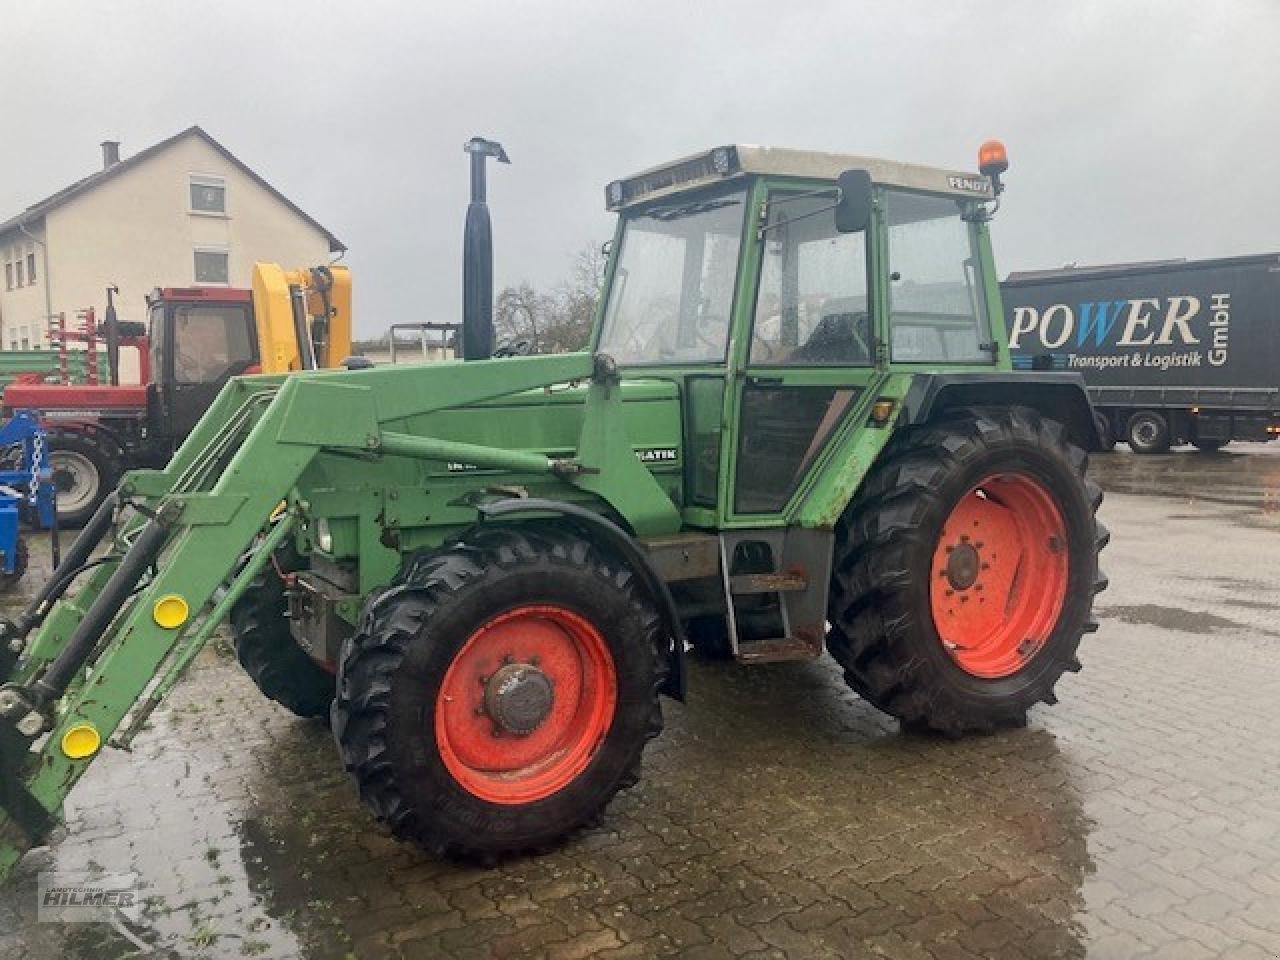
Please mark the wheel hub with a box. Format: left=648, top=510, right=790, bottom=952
left=929, top=473, right=1070, bottom=679
left=945, top=540, right=981, bottom=591
left=483, top=662, right=554, bottom=735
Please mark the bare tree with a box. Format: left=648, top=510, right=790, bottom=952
left=494, top=281, right=553, bottom=349
left=493, top=242, right=605, bottom=354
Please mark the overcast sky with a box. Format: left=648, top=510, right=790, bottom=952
left=2, top=0, right=1276, bottom=337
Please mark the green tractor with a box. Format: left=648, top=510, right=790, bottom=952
left=0, top=139, right=1107, bottom=874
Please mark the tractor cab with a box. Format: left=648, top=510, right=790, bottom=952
left=145, top=286, right=259, bottom=443
left=593, top=145, right=1018, bottom=525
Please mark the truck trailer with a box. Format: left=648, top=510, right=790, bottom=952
left=1002, top=253, right=1280, bottom=452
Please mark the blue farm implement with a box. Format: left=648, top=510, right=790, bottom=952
left=0, top=410, right=56, bottom=589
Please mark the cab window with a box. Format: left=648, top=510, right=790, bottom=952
left=750, top=191, right=871, bottom=365
left=886, top=191, right=990, bottom=363
left=172, top=304, right=253, bottom=383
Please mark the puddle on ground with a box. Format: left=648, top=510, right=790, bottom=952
left=1098, top=604, right=1244, bottom=633
left=1090, top=445, right=1280, bottom=511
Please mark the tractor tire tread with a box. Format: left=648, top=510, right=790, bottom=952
left=333, top=525, right=666, bottom=862
left=826, top=405, right=1107, bottom=736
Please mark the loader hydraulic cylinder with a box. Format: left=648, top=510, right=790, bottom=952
left=29, top=517, right=169, bottom=707
left=2, top=491, right=119, bottom=647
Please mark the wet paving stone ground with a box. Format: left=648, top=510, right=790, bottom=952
left=4, top=444, right=1280, bottom=958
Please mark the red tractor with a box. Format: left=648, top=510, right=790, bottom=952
left=2, top=287, right=252, bottom=525
left=2, top=266, right=352, bottom=525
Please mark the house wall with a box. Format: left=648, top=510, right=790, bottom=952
left=0, top=132, right=334, bottom=382
left=0, top=222, right=47, bottom=349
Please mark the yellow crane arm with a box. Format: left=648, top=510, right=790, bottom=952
left=250, top=262, right=353, bottom=373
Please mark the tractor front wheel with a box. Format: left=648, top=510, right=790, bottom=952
left=229, top=562, right=334, bottom=719
left=827, top=406, right=1108, bottom=735
left=332, top=526, right=665, bottom=860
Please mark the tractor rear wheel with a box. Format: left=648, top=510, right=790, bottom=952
left=48, top=433, right=116, bottom=528
left=229, top=563, right=334, bottom=719
left=332, top=526, right=666, bottom=860
left=826, top=406, right=1108, bottom=735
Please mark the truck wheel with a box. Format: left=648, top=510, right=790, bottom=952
left=1093, top=411, right=1116, bottom=452
left=332, top=526, right=665, bottom=860
left=229, top=566, right=334, bottom=719
left=48, top=434, right=115, bottom=527
left=1126, top=411, right=1170, bottom=454
left=826, top=406, right=1108, bottom=736
left=0, top=538, right=29, bottom=592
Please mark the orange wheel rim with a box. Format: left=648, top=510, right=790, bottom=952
left=435, top=604, right=616, bottom=804
left=929, top=473, right=1069, bottom=678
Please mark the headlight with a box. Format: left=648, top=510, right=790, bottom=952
left=314, top=518, right=333, bottom=553
left=711, top=146, right=733, bottom=175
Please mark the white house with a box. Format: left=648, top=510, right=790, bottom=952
left=0, top=126, right=344, bottom=377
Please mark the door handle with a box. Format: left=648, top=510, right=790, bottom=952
left=746, top=375, right=784, bottom=386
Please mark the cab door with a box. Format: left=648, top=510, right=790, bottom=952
left=724, top=183, right=884, bottom=524
left=155, top=301, right=257, bottom=445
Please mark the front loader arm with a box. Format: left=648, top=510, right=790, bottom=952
left=0, top=351, right=677, bottom=883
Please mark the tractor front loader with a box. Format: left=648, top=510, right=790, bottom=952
left=0, top=140, right=1107, bottom=879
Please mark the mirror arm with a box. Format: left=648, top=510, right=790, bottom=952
left=756, top=198, right=842, bottom=239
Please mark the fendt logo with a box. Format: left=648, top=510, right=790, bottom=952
left=1008, top=293, right=1230, bottom=370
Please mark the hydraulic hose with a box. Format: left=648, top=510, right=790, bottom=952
left=29, top=517, right=169, bottom=706
left=2, top=492, right=118, bottom=644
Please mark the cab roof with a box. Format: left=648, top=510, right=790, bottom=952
left=606, top=144, right=995, bottom=210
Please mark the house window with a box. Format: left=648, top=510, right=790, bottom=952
left=194, top=249, right=229, bottom=284
left=14, top=259, right=23, bottom=288
left=4, top=263, right=10, bottom=291
left=190, top=175, right=226, bottom=214
left=26, top=253, right=35, bottom=283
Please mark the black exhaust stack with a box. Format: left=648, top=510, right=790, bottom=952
left=461, top=137, right=509, bottom=360
left=104, top=285, right=121, bottom=386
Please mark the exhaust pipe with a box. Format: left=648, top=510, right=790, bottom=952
left=104, top=285, right=121, bottom=387
left=461, top=137, right=509, bottom=361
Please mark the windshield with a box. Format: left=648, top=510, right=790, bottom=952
left=597, top=187, right=747, bottom=364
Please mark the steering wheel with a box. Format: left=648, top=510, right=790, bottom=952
left=693, top=314, right=728, bottom=352
left=176, top=351, right=202, bottom=380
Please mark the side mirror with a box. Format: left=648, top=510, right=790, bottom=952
left=835, top=169, right=873, bottom=233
